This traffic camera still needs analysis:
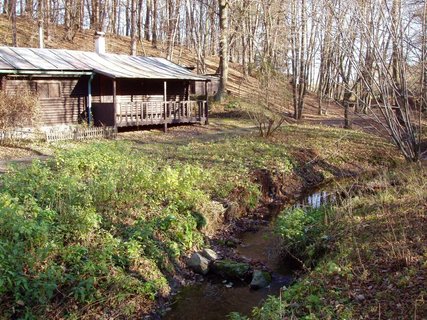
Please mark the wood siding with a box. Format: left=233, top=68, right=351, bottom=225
left=1, top=73, right=203, bottom=128
left=3, top=75, right=89, bottom=126
left=192, top=77, right=219, bottom=96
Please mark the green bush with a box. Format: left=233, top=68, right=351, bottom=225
left=0, top=139, right=283, bottom=317
left=275, top=206, right=332, bottom=267
left=0, top=142, right=223, bottom=318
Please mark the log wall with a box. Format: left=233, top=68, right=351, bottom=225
left=1, top=74, right=196, bottom=128
left=2, top=75, right=89, bottom=126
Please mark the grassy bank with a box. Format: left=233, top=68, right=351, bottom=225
left=233, top=165, right=427, bottom=320
left=0, top=122, right=398, bottom=319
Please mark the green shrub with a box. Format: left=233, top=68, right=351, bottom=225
left=275, top=206, right=332, bottom=267
left=0, top=142, right=217, bottom=317
left=0, top=139, right=283, bottom=317
left=0, top=193, right=60, bottom=306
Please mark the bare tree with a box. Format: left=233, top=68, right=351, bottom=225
left=421, top=0, right=427, bottom=114
left=130, top=0, right=137, bottom=55
left=152, top=0, right=158, bottom=47
left=215, top=0, right=229, bottom=102
left=241, top=63, right=290, bottom=137
left=11, top=0, right=17, bottom=47
left=288, top=0, right=316, bottom=120
left=327, top=0, right=421, bottom=161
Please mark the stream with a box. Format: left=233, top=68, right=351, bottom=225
left=163, top=186, right=337, bottom=320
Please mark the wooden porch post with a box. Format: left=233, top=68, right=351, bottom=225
left=164, top=80, right=168, bottom=133
left=204, top=80, right=209, bottom=125
left=186, top=81, right=190, bottom=100
left=87, top=74, right=94, bottom=125
left=1, top=76, right=6, bottom=91
left=113, top=78, right=117, bottom=128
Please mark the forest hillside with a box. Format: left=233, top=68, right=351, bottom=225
left=0, top=14, right=261, bottom=101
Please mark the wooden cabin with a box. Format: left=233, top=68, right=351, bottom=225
left=192, top=74, right=220, bottom=97
left=0, top=45, right=209, bottom=130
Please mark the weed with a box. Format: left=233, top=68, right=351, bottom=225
left=0, top=142, right=222, bottom=318
left=275, top=205, right=332, bottom=267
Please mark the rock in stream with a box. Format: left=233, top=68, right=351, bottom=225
left=187, top=253, right=210, bottom=275
left=211, top=259, right=251, bottom=280
left=250, top=270, right=272, bottom=289
left=202, top=248, right=220, bottom=262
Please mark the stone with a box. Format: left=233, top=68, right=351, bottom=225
left=250, top=270, right=272, bottom=289
left=212, top=259, right=251, bottom=280
left=187, top=252, right=210, bottom=275
left=225, top=240, right=238, bottom=248
left=355, top=294, right=365, bottom=302
left=224, top=201, right=240, bottom=221
left=201, top=248, right=219, bottom=262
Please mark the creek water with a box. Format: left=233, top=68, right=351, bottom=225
left=163, top=187, right=336, bottom=320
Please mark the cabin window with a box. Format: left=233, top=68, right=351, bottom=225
left=37, top=82, right=61, bottom=98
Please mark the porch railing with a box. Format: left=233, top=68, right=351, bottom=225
left=116, top=100, right=207, bottom=127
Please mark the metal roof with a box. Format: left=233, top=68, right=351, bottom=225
left=0, top=46, right=207, bottom=81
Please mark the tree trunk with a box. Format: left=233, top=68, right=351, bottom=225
left=297, top=0, right=307, bottom=120
left=343, top=89, right=352, bottom=129
left=290, top=0, right=299, bottom=118
left=422, top=0, right=427, bottom=113
left=215, top=0, right=229, bottom=102
left=137, top=0, right=143, bottom=40
left=151, top=0, right=157, bottom=47
left=91, top=0, right=99, bottom=30
left=130, top=0, right=137, bottom=55
left=166, top=0, right=180, bottom=60
left=111, top=0, right=117, bottom=34
left=117, top=1, right=122, bottom=34
left=64, top=0, right=72, bottom=41
left=11, top=0, right=17, bottom=46
left=125, top=0, right=130, bottom=36
left=144, top=0, right=151, bottom=40
left=25, top=0, right=33, bottom=16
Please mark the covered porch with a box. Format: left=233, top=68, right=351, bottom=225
left=88, top=64, right=209, bottom=131
left=115, top=100, right=207, bottom=127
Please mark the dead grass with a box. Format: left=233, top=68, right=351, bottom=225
left=340, top=167, right=427, bottom=318
left=255, top=166, right=427, bottom=319
left=0, top=145, right=39, bottom=160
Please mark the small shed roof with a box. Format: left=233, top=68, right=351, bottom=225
left=0, top=46, right=207, bottom=81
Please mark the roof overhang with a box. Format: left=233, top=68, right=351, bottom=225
left=0, top=69, right=211, bottom=82
left=0, top=69, right=93, bottom=76
left=94, top=69, right=209, bottom=81
left=110, top=76, right=211, bottom=81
